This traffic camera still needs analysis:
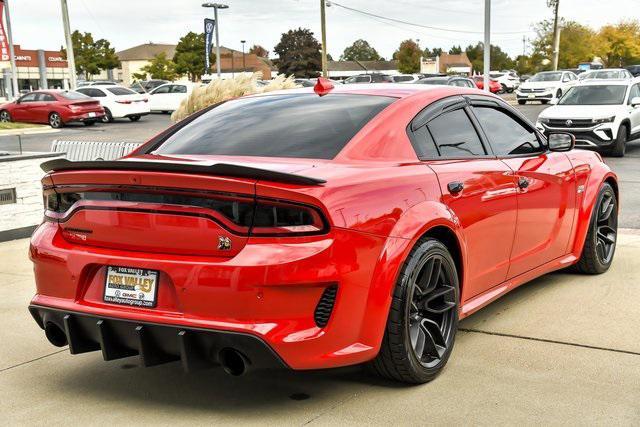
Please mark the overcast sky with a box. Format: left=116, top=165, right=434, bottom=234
left=6, top=0, right=637, bottom=59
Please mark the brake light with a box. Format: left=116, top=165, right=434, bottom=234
left=250, top=200, right=328, bottom=236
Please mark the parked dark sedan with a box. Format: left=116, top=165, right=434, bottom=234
left=415, top=76, right=476, bottom=88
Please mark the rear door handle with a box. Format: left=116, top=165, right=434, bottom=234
left=447, top=181, right=464, bottom=194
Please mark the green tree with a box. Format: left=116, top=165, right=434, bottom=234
left=531, top=19, right=598, bottom=69
left=465, top=42, right=515, bottom=73
left=394, top=39, right=421, bottom=73
left=137, top=52, right=178, bottom=81
left=173, top=31, right=210, bottom=82
left=422, top=47, right=443, bottom=58
left=449, top=45, right=463, bottom=55
left=61, top=30, right=120, bottom=79
left=273, top=28, right=322, bottom=77
left=340, top=39, right=382, bottom=61
left=249, top=44, right=269, bottom=58
left=596, top=20, right=640, bottom=67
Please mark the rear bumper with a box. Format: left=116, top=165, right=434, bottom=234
left=29, top=221, right=403, bottom=370
left=66, top=112, right=105, bottom=122
left=29, top=305, right=286, bottom=372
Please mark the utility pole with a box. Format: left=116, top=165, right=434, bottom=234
left=320, top=0, right=328, bottom=78
left=549, top=0, right=560, bottom=70
left=483, top=0, right=490, bottom=92
left=60, top=0, right=77, bottom=89
left=241, top=39, right=246, bottom=72
left=522, top=35, right=527, bottom=57
left=3, top=0, right=19, bottom=98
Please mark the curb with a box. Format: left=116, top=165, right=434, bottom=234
left=0, top=127, right=60, bottom=136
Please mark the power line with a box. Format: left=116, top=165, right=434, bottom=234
left=328, top=1, right=534, bottom=35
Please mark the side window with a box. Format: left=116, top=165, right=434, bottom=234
left=170, top=85, right=187, bottom=94
left=473, top=107, right=542, bottom=156
left=628, top=84, right=640, bottom=104
left=355, top=76, right=370, bottom=83
left=426, top=109, right=486, bottom=158
left=41, top=94, right=56, bottom=102
left=92, top=89, right=106, bottom=97
left=19, top=93, right=37, bottom=102
left=152, top=85, right=171, bottom=94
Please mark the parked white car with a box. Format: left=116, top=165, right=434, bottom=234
left=392, top=74, right=421, bottom=83
left=536, top=79, right=640, bottom=156
left=489, top=71, right=520, bottom=92
left=578, top=68, right=634, bottom=81
left=148, top=82, right=196, bottom=113
left=75, top=85, right=150, bottom=123
left=516, top=70, right=578, bottom=105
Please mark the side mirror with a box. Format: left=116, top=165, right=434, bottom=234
left=550, top=98, right=559, bottom=105
left=631, top=96, right=640, bottom=107
left=548, top=132, right=575, bottom=152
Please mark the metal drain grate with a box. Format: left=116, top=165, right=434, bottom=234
left=0, top=188, right=17, bottom=205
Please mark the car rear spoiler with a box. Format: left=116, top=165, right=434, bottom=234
left=40, top=158, right=326, bottom=185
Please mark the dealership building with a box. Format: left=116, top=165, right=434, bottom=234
left=0, top=45, right=71, bottom=98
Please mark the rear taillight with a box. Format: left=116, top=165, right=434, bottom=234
left=44, top=190, right=328, bottom=237
left=250, top=200, right=328, bottom=236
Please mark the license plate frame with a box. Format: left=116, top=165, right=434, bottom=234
left=88, top=112, right=96, bottom=118
left=103, top=266, right=159, bottom=308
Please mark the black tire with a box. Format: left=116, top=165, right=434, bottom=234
left=161, top=110, right=169, bottom=114
left=499, top=84, right=507, bottom=94
left=369, top=238, right=459, bottom=384
left=517, top=100, right=526, bottom=105
left=541, top=100, right=549, bottom=105
left=83, top=120, right=96, bottom=126
left=101, top=108, right=113, bottom=123
left=0, top=110, right=11, bottom=122
left=128, top=115, right=141, bottom=122
left=556, top=89, right=563, bottom=99
left=572, top=183, right=617, bottom=274
left=507, top=87, right=514, bottom=93
left=610, top=124, right=628, bottom=157
left=48, top=112, right=63, bottom=128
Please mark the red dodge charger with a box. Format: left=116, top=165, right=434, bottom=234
left=29, top=81, right=618, bottom=383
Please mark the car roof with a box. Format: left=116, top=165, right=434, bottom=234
left=248, top=83, right=488, bottom=100
left=578, top=79, right=633, bottom=86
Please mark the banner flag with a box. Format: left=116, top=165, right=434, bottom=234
left=204, top=18, right=215, bottom=73
left=0, top=0, right=10, bottom=61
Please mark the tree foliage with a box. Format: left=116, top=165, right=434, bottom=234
left=340, top=39, right=383, bottom=61
left=173, top=32, right=210, bottom=82
left=449, top=45, right=463, bottom=55
left=61, top=30, right=120, bottom=79
left=137, top=52, right=178, bottom=81
left=465, top=42, right=515, bottom=72
left=394, top=39, right=421, bottom=73
left=596, top=20, right=640, bottom=67
left=531, top=19, right=598, bottom=70
left=248, top=44, right=269, bottom=58
left=273, top=28, right=322, bottom=78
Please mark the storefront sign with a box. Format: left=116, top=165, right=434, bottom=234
left=0, top=0, right=10, bottom=61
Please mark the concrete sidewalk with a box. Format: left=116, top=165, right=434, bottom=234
left=1, top=235, right=639, bottom=425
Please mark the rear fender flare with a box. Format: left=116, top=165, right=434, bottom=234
left=356, top=201, right=466, bottom=349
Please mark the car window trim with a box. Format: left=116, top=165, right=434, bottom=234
left=465, top=96, right=547, bottom=157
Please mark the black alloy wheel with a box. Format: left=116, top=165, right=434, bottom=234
left=49, top=112, right=63, bottom=128
left=0, top=110, right=11, bottom=122
left=370, top=238, right=459, bottom=383
left=573, top=183, right=618, bottom=274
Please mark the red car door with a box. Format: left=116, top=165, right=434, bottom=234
left=409, top=99, right=518, bottom=301
left=470, top=101, right=577, bottom=278
left=11, top=92, right=38, bottom=122
left=33, top=93, right=58, bottom=123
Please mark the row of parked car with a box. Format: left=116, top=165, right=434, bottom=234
left=0, top=80, right=195, bottom=128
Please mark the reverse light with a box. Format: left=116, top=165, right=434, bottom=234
left=593, top=116, right=615, bottom=124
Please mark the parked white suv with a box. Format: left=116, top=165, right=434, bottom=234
left=516, top=71, right=578, bottom=104
left=536, top=79, right=640, bottom=156
left=578, top=68, right=633, bottom=81
left=489, top=71, right=520, bottom=92
left=75, top=85, right=150, bottom=123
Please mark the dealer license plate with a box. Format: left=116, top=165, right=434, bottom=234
left=88, top=112, right=96, bottom=117
left=104, top=266, right=158, bottom=307
left=528, top=94, right=536, bottom=99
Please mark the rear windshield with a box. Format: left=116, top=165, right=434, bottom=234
left=60, top=91, right=90, bottom=100
left=154, top=94, right=396, bottom=159
left=107, top=87, right=136, bottom=96
left=530, top=72, right=562, bottom=82
left=559, top=85, right=627, bottom=105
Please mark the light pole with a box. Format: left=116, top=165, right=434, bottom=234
left=3, top=0, right=19, bottom=97
left=548, top=0, right=561, bottom=70
left=202, top=2, right=228, bottom=78
left=320, top=0, right=328, bottom=77
left=60, top=0, right=77, bottom=89
left=241, top=40, right=246, bottom=72
left=483, top=0, right=491, bottom=92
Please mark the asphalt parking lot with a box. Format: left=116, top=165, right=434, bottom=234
left=1, top=100, right=639, bottom=425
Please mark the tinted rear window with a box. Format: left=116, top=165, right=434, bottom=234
left=107, top=87, right=137, bottom=96
left=155, top=94, right=396, bottom=159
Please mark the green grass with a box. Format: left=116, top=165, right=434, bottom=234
left=0, top=122, right=47, bottom=130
